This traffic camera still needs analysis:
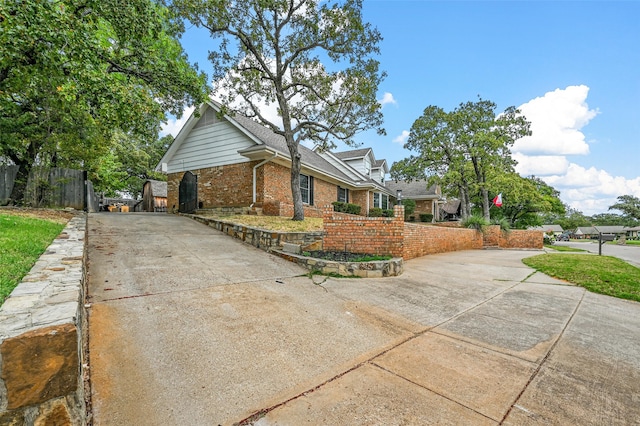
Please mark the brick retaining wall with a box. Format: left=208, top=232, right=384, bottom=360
left=322, top=205, right=404, bottom=257
left=485, top=226, right=543, bottom=249
left=403, top=223, right=483, bottom=260
left=0, top=216, right=87, bottom=425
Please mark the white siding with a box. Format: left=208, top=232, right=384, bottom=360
left=167, top=119, right=256, bottom=173
left=345, top=158, right=367, bottom=176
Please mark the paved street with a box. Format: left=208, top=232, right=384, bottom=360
left=87, top=213, right=640, bottom=425
left=555, top=239, right=640, bottom=267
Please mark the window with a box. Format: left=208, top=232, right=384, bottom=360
left=337, top=186, right=349, bottom=203
left=373, top=192, right=389, bottom=209
left=300, top=174, right=314, bottom=204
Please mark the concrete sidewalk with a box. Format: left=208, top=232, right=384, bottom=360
left=87, top=214, right=640, bottom=425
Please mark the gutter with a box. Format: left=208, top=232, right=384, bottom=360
left=251, top=153, right=277, bottom=206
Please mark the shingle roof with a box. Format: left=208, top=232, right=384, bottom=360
left=146, top=180, right=167, bottom=198
left=440, top=199, right=461, bottom=215
left=384, top=180, right=440, bottom=199
left=575, top=226, right=596, bottom=235
left=530, top=224, right=564, bottom=233
left=373, top=159, right=386, bottom=168
left=594, top=225, right=626, bottom=234
left=333, top=148, right=372, bottom=160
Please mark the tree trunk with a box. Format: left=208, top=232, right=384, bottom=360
left=481, top=187, right=490, bottom=221
left=288, top=142, right=304, bottom=221
left=8, top=162, right=30, bottom=206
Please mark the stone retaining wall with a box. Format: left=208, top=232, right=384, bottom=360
left=0, top=216, right=87, bottom=425
left=187, top=214, right=325, bottom=252
left=273, top=251, right=403, bottom=278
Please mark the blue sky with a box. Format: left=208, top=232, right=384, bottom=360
left=164, top=1, right=640, bottom=216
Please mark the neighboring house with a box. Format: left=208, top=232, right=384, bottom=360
left=625, top=226, right=640, bottom=239
left=141, top=180, right=167, bottom=212
left=594, top=225, right=627, bottom=236
left=156, top=101, right=396, bottom=216
left=530, top=224, right=564, bottom=236
left=384, top=180, right=441, bottom=219
left=574, top=226, right=597, bottom=239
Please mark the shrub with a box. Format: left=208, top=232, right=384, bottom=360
left=419, top=213, right=433, bottom=222
left=332, top=201, right=361, bottom=215
left=369, top=207, right=383, bottom=217
left=382, top=209, right=394, bottom=217
left=491, top=217, right=511, bottom=232
left=401, top=199, right=416, bottom=219
left=462, top=215, right=489, bottom=232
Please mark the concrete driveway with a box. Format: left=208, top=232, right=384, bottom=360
left=87, top=213, right=640, bottom=425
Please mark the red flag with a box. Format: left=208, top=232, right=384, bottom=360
left=493, top=193, right=503, bottom=207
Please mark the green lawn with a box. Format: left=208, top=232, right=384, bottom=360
left=544, top=244, right=586, bottom=252
left=0, top=213, right=65, bottom=305
left=523, top=253, right=640, bottom=302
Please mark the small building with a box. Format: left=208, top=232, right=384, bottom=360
left=594, top=225, right=626, bottom=238
left=141, top=180, right=167, bottom=212
left=438, top=199, right=462, bottom=222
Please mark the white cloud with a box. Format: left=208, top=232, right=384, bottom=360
left=513, top=85, right=597, bottom=155
left=512, top=85, right=640, bottom=215
left=393, top=130, right=409, bottom=145
left=379, top=92, right=397, bottom=107
left=512, top=153, right=569, bottom=176
left=541, top=164, right=640, bottom=215
left=160, top=106, right=195, bottom=137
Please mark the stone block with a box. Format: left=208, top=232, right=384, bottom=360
left=282, top=243, right=301, bottom=254
left=10, top=282, right=49, bottom=297
left=34, top=397, right=72, bottom=426
left=31, top=302, right=78, bottom=327
left=1, top=323, right=78, bottom=409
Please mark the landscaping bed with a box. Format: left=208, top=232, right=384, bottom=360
left=303, top=251, right=392, bottom=262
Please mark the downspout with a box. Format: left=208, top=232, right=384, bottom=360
left=251, top=153, right=277, bottom=207
left=366, top=191, right=370, bottom=216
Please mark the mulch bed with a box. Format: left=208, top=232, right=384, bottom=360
left=305, top=251, right=380, bottom=262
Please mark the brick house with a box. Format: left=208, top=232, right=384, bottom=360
left=385, top=180, right=442, bottom=220
left=157, top=101, right=398, bottom=217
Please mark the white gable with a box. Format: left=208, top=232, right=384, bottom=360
left=165, top=107, right=256, bottom=173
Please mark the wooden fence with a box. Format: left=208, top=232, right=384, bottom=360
left=0, top=166, right=99, bottom=211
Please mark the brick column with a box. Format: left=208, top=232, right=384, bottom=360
left=394, top=205, right=405, bottom=219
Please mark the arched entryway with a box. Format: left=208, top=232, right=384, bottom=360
left=178, top=171, right=197, bottom=213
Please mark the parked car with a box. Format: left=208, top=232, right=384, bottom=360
left=556, top=233, right=570, bottom=241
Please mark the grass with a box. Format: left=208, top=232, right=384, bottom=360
left=200, top=214, right=323, bottom=232
left=544, top=244, right=586, bottom=252
left=0, top=213, right=65, bottom=304
left=606, top=240, right=640, bottom=246
left=523, top=253, right=640, bottom=302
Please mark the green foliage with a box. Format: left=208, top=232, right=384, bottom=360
left=545, top=245, right=586, bottom=252
left=170, top=0, right=385, bottom=220
left=523, top=254, right=640, bottom=302
left=555, top=207, right=593, bottom=230
left=0, top=0, right=208, bottom=203
left=382, top=209, right=394, bottom=217
left=608, top=195, right=640, bottom=221
left=590, top=212, right=638, bottom=227
left=401, top=199, right=416, bottom=218
left=332, top=201, right=361, bottom=215
left=368, top=207, right=383, bottom=217
left=491, top=217, right=511, bottom=232
left=419, top=213, right=434, bottom=222
left=462, top=215, right=490, bottom=232
left=0, top=213, right=65, bottom=304
left=491, top=174, right=565, bottom=229
left=391, top=97, right=530, bottom=220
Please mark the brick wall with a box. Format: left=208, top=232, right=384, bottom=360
left=262, top=162, right=338, bottom=217
left=323, top=205, right=404, bottom=257
left=167, top=162, right=257, bottom=211
left=501, top=230, right=543, bottom=249
left=350, top=190, right=370, bottom=214
left=413, top=199, right=434, bottom=216
left=403, top=223, right=483, bottom=260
